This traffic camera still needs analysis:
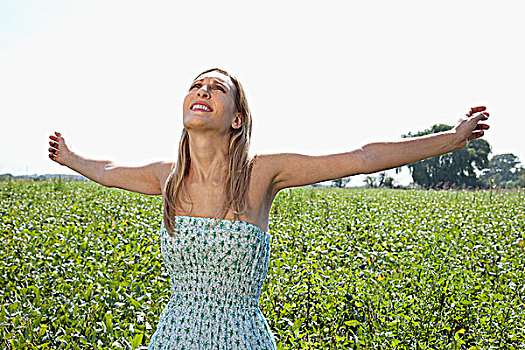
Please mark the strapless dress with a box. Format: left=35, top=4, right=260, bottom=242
left=147, top=215, right=277, bottom=350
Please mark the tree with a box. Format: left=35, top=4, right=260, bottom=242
left=481, top=153, right=523, bottom=188
left=363, top=172, right=395, bottom=189
left=378, top=172, right=395, bottom=188
left=402, top=124, right=491, bottom=189
left=364, top=176, right=377, bottom=188
left=519, top=168, right=525, bottom=188
left=332, top=176, right=352, bottom=188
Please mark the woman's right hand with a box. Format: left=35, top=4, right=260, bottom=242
left=48, top=131, right=72, bottom=166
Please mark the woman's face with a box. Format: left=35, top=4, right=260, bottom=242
left=183, top=71, right=241, bottom=133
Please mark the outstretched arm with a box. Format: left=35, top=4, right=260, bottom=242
left=48, top=131, right=172, bottom=195
left=359, top=106, right=489, bottom=174
left=263, top=106, right=490, bottom=191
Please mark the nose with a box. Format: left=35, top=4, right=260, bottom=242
left=197, top=85, right=211, bottom=99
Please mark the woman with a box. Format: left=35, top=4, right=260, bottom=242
left=48, top=68, right=490, bottom=349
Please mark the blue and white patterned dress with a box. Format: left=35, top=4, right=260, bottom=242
left=147, top=215, right=277, bottom=350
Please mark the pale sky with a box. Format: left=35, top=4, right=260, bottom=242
left=1, top=0, right=524, bottom=186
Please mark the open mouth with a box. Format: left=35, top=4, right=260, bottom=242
left=190, top=103, right=213, bottom=112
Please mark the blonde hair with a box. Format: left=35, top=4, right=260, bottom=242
left=162, top=68, right=255, bottom=235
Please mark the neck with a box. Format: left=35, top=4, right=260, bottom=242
left=186, top=130, right=230, bottom=184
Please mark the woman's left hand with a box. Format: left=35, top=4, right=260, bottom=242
left=453, top=106, right=490, bottom=149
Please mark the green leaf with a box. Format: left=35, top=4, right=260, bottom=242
left=105, top=313, right=114, bottom=335
left=129, top=297, right=141, bottom=309
left=131, top=332, right=143, bottom=349
left=38, top=324, right=48, bottom=337
left=494, top=293, right=504, bottom=301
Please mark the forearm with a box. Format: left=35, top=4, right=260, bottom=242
left=361, top=131, right=462, bottom=174
left=61, top=152, right=112, bottom=185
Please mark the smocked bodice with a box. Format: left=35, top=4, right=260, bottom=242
left=148, top=215, right=276, bottom=350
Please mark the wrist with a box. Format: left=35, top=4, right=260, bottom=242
left=449, top=130, right=467, bottom=151
left=61, top=151, right=75, bottom=167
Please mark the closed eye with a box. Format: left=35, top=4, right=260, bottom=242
left=189, top=83, right=226, bottom=92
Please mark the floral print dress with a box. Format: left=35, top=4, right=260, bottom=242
left=147, top=215, right=278, bottom=350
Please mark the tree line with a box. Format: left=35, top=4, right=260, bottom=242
left=332, top=124, right=524, bottom=189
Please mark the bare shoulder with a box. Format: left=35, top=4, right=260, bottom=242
left=251, top=153, right=281, bottom=172
left=154, top=160, right=176, bottom=193
left=251, top=153, right=284, bottom=180
left=156, top=160, right=175, bottom=178
left=252, top=151, right=368, bottom=190
left=250, top=153, right=293, bottom=192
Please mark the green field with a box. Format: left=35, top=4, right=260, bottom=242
left=1, top=181, right=524, bottom=349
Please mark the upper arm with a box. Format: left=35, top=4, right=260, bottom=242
left=259, top=150, right=370, bottom=191
left=102, top=160, right=174, bottom=195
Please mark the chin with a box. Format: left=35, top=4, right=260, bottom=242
left=183, top=115, right=212, bottom=129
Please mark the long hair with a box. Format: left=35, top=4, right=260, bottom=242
left=163, top=68, right=255, bottom=235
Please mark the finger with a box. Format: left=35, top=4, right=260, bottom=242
left=55, top=131, right=61, bottom=137
left=468, top=130, right=484, bottom=141
left=474, top=113, right=489, bottom=121
left=50, top=135, right=58, bottom=142
left=49, top=141, right=59, bottom=148
left=470, top=106, right=486, bottom=114
left=474, top=123, right=490, bottom=130
left=467, top=110, right=489, bottom=118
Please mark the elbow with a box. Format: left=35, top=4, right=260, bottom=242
left=356, top=145, right=375, bottom=174
left=98, top=163, right=113, bottom=187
